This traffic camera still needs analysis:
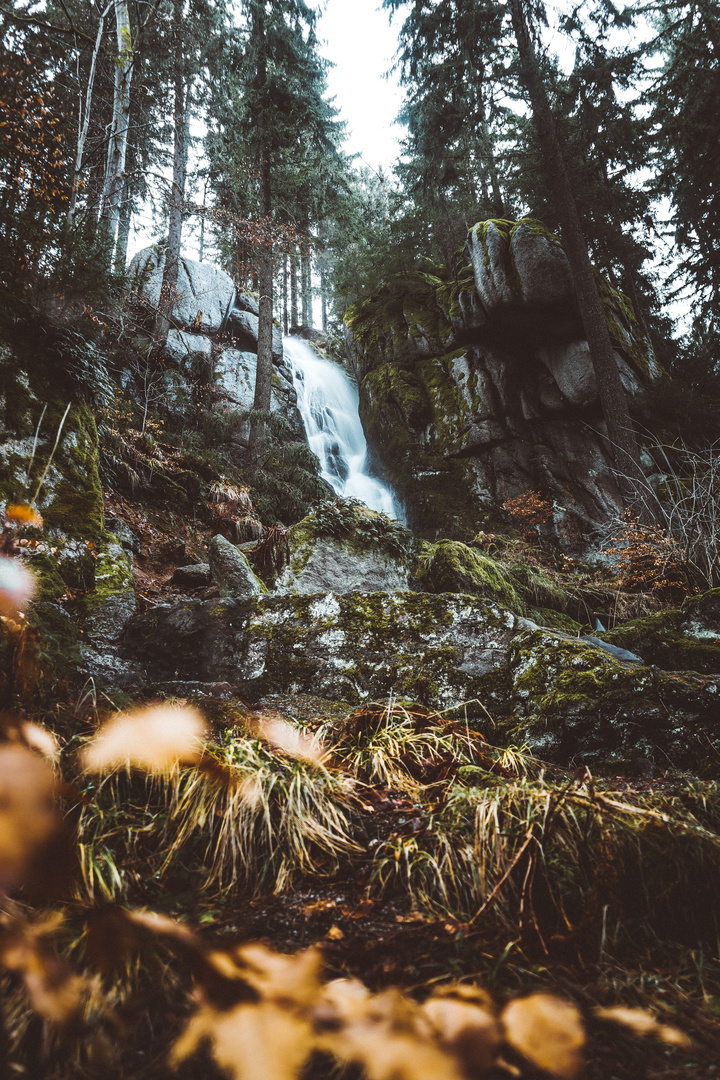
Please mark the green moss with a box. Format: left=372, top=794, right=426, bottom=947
left=600, top=608, right=720, bottom=675
left=595, top=275, right=657, bottom=380
left=25, top=552, right=67, bottom=603
left=22, top=601, right=82, bottom=701
left=414, top=540, right=520, bottom=609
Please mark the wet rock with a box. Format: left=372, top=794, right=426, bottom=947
left=172, top=563, right=212, bottom=588
left=209, top=534, right=264, bottom=599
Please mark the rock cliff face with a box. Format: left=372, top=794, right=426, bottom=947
left=127, top=246, right=302, bottom=439
left=345, top=218, right=659, bottom=549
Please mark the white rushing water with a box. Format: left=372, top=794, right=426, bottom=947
left=284, top=336, right=400, bottom=519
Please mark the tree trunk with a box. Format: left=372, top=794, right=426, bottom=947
left=154, top=0, right=187, bottom=342
left=114, top=180, right=131, bottom=272
left=290, top=250, right=299, bottom=330
left=98, top=0, right=133, bottom=255
left=67, top=0, right=111, bottom=230
left=283, top=254, right=289, bottom=336
left=509, top=0, right=649, bottom=513
left=301, top=247, right=311, bottom=328
left=248, top=140, right=273, bottom=471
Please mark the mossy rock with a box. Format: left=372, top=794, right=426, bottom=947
left=77, top=536, right=136, bottom=645
left=503, top=627, right=720, bottom=767
left=124, top=591, right=520, bottom=716
left=600, top=607, right=720, bottom=675
left=413, top=540, right=520, bottom=609
left=0, top=338, right=104, bottom=539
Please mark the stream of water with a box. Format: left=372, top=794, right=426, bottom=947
left=284, top=336, right=400, bottom=519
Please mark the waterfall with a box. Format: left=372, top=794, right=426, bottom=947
left=284, top=336, right=400, bottom=519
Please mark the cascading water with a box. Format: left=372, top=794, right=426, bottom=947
left=284, top=336, right=400, bottom=519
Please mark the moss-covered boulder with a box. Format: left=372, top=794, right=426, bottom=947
left=123, top=591, right=519, bottom=710
left=504, top=626, right=720, bottom=767
left=276, top=502, right=414, bottom=595
left=599, top=604, right=720, bottom=676
left=681, top=588, right=720, bottom=641
left=413, top=540, right=520, bottom=608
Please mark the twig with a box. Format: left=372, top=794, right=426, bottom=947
left=30, top=402, right=72, bottom=508
left=468, top=825, right=536, bottom=927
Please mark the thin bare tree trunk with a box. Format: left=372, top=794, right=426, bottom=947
left=99, top=0, right=133, bottom=253
left=290, top=249, right=299, bottom=330
left=248, top=141, right=274, bottom=472
left=509, top=0, right=648, bottom=513
left=114, top=179, right=131, bottom=271
left=67, top=0, right=112, bottom=229
left=301, top=247, right=311, bottom=328
left=155, top=0, right=187, bottom=342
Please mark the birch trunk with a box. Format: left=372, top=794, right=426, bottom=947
left=67, top=1, right=112, bottom=229
left=98, top=0, right=133, bottom=252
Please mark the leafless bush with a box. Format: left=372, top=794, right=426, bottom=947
left=649, top=438, right=720, bottom=590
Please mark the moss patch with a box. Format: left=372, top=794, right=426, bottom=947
left=414, top=540, right=520, bottom=609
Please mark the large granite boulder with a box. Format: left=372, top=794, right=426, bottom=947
left=165, top=330, right=213, bottom=377
left=275, top=503, right=413, bottom=595
left=128, top=246, right=236, bottom=333
left=224, top=309, right=284, bottom=365
left=346, top=217, right=658, bottom=548
left=537, top=340, right=641, bottom=407
left=213, top=349, right=303, bottom=437
left=467, top=219, right=575, bottom=318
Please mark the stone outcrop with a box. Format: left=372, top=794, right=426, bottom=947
left=275, top=503, right=412, bottom=595
left=126, top=245, right=303, bottom=438
left=123, top=583, right=720, bottom=770
left=346, top=218, right=660, bottom=549
left=128, top=246, right=236, bottom=334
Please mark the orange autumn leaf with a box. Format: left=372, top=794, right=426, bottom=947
left=501, top=994, right=585, bottom=1079
left=4, top=504, right=43, bottom=528
left=82, top=704, right=205, bottom=773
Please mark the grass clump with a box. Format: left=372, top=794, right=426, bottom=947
left=371, top=776, right=720, bottom=958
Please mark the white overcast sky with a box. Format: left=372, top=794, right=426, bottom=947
left=311, top=0, right=405, bottom=176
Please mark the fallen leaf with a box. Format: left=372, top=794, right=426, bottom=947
left=255, top=716, right=326, bottom=764
left=421, top=992, right=501, bottom=1076
left=4, top=504, right=43, bottom=528
left=0, top=744, right=72, bottom=898
left=81, top=704, right=205, bottom=773
left=594, top=1006, right=690, bottom=1047
left=502, top=994, right=585, bottom=1079
left=171, top=1000, right=313, bottom=1080
left=0, top=914, right=86, bottom=1026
